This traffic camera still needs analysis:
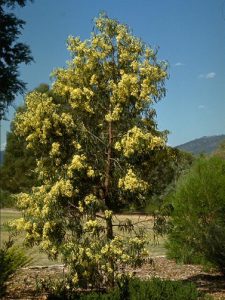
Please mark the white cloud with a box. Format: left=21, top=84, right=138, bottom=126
left=0, top=142, right=6, bottom=151
left=174, top=62, right=184, bottom=67
left=206, top=72, right=216, bottom=79
left=198, top=72, right=216, bottom=79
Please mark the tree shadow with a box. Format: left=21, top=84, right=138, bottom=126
left=184, top=273, right=225, bottom=295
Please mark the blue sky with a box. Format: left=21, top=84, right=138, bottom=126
left=1, top=0, right=225, bottom=149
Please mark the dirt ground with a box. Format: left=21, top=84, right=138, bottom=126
left=3, top=256, right=225, bottom=300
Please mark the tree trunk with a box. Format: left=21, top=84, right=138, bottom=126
left=104, top=118, right=113, bottom=239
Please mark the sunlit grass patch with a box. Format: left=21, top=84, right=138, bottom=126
left=0, top=209, right=167, bottom=267
left=0, top=209, right=59, bottom=266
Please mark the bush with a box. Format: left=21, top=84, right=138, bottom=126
left=166, top=157, right=225, bottom=273
left=0, top=189, right=16, bottom=208
left=0, top=240, right=31, bottom=297
left=39, top=277, right=208, bottom=300
left=128, top=277, right=203, bottom=300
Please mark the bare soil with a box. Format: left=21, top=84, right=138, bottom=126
left=3, top=257, right=225, bottom=300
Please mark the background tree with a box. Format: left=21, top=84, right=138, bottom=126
left=144, top=147, right=194, bottom=214
left=0, top=0, right=33, bottom=119
left=0, top=84, right=50, bottom=197
left=0, top=121, right=36, bottom=194
left=14, top=14, right=168, bottom=288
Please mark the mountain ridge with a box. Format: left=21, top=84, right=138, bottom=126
left=176, top=134, right=225, bottom=155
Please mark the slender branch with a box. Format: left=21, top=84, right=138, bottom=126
left=83, top=126, right=106, bottom=146
left=110, top=157, right=123, bottom=171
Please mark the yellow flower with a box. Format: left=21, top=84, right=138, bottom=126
left=118, top=169, right=148, bottom=192
left=104, top=210, right=112, bottom=219
left=72, top=273, right=78, bottom=284
left=87, top=167, right=95, bottom=177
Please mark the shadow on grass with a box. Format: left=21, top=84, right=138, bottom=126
left=185, top=273, right=225, bottom=295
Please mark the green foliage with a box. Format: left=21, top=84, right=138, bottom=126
left=0, top=239, right=31, bottom=297
left=37, top=277, right=207, bottom=300
left=0, top=83, right=51, bottom=196
left=213, top=139, right=225, bottom=159
left=0, top=0, right=33, bottom=119
left=0, top=125, right=36, bottom=194
left=0, top=188, right=16, bottom=208
left=145, top=148, right=194, bottom=215
left=127, top=277, right=204, bottom=300
left=166, top=156, right=225, bottom=273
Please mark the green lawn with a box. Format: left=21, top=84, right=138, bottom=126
left=0, top=209, right=167, bottom=267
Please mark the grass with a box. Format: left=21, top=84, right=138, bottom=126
left=0, top=209, right=59, bottom=266
left=113, top=214, right=167, bottom=256
left=0, top=209, right=167, bottom=267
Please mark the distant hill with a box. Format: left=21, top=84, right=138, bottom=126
left=176, top=135, right=225, bottom=155
left=0, top=150, right=4, bottom=165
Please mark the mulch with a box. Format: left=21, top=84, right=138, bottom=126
left=3, top=257, right=225, bottom=300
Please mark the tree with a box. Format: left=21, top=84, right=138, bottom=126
left=0, top=0, right=33, bottom=119
left=14, top=14, right=168, bottom=288
left=166, top=156, right=225, bottom=274
left=144, top=147, right=194, bottom=214
left=0, top=84, right=51, bottom=195
left=0, top=123, right=36, bottom=194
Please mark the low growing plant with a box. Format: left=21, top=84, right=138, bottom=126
left=37, top=277, right=209, bottom=300
left=0, top=239, right=31, bottom=297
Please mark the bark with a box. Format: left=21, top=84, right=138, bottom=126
left=104, top=118, right=114, bottom=240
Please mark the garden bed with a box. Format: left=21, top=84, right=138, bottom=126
left=3, top=256, right=225, bottom=300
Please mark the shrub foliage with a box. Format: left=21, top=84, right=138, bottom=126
left=0, top=240, right=30, bottom=297
left=166, top=156, right=225, bottom=273
left=38, top=277, right=207, bottom=300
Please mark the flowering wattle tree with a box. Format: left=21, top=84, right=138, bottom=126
left=14, top=14, right=168, bottom=288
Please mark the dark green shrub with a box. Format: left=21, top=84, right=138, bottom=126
left=41, top=277, right=208, bottom=300
left=0, top=240, right=31, bottom=297
left=128, top=277, right=202, bottom=300
left=166, top=157, right=225, bottom=272
left=0, top=189, right=16, bottom=208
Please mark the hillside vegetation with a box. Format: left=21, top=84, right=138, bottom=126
left=176, top=135, right=225, bottom=155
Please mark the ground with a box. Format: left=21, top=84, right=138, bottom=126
left=3, top=257, right=225, bottom=299
left=1, top=210, right=225, bottom=299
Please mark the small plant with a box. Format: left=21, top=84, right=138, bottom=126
left=128, top=277, right=206, bottom=300
left=0, top=238, right=31, bottom=297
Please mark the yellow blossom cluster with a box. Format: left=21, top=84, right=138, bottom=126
left=86, top=166, right=95, bottom=178
left=50, top=142, right=60, bottom=157
left=84, top=219, right=102, bottom=233
left=67, top=154, right=87, bottom=177
left=50, top=179, right=73, bottom=198
left=104, top=210, right=113, bottom=219
left=118, top=169, right=148, bottom=192
left=116, top=73, right=139, bottom=102
left=84, top=194, right=98, bottom=206
left=15, top=92, right=76, bottom=155
left=115, top=126, right=164, bottom=157
left=105, top=104, right=123, bottom=122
